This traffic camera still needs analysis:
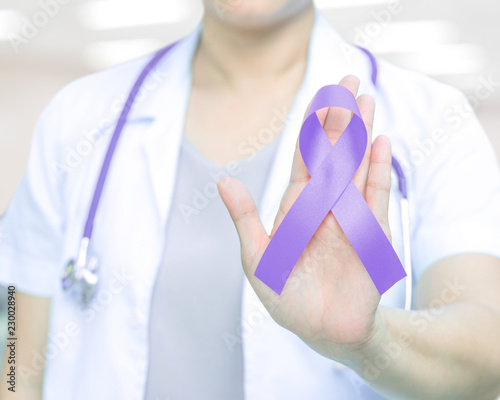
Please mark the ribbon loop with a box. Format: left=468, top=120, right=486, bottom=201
left=254, top=85, right=406, bottom=295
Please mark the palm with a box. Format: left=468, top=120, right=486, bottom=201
left=267, top=207, right=380, bottom=344
left=219, top=76, right=392, bottom=360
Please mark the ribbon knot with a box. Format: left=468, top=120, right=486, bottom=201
left=254, top=85, right=406, bottom=295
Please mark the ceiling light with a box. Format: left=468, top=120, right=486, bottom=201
left=78, top=1, right=194, bottom=30
left=315, top=0, right=391, bottom=8
left=368, top=20, right=461, bottom=53
left=0, top=9, right=23, bottom=41
left=389, top=44, right=486, bottom=76
left=82, top=39, right=164, bottom=70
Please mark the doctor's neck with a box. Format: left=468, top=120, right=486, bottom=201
left=194, top=3, right=315, bottom=93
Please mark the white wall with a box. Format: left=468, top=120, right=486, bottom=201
left=0, top=64, right=85, bottom=213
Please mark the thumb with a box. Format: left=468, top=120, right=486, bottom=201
left=217, top=177, right=269, bottom=272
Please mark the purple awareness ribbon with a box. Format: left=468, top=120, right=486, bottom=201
left=254, top=85, right=407, bottom=295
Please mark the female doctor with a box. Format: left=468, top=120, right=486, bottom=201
left=1, top=0, right=500, bottom=399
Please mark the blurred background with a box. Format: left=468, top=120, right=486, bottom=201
left=0, top=0, right=499, bottom=365
left=0, top=0, right=499, bottom=213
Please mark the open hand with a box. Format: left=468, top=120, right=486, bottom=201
left=218, top=75, right=393, bottom=363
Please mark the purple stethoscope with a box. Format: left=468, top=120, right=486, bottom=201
left=61, top=44, right=413, bottom=310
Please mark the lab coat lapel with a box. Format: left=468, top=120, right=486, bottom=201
left=131, top=29, right=199, bottom=227
left=139, top=114, right=183, bottom=226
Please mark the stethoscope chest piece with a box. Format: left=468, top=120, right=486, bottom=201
left=61, top=259, right=76, bottom=290
left=61, top=238, right=100, bottom=307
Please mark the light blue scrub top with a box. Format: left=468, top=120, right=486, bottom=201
left=144, top=136, right=280, bottom=400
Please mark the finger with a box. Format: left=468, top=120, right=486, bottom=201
left=365, top=135, right=392, bottom=239
left=352, top=94, right=375, bottom=197
left=270, top=182, right=303, bottom=237
left=322, top=75, right=360, bottom=145
left=289, top=75, right=361, bottom=185
left=302, top=98, right=313, bottom=120
left=279, top=75, right=361, bottom=235
left=217, top=177, right=269, bottom=271
left=274, top=99, right=317, bottom=236
left=287, top=99, right=315, bottom=186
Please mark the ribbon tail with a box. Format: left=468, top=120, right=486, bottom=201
left=333, top=181, right=407, bottom=295
left=254, top=169, right=338, bottom=295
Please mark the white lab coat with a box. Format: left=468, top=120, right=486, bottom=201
left=1, top=11, right=500, bottom=400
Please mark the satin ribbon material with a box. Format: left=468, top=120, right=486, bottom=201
left=254, top=85, right=406, bottom=295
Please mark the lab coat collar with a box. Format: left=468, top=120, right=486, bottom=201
left=127, top=26, right=201, bottom=122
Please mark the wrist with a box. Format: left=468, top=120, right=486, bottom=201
left=345, top=307, right=416, bottom=384
left=305, top=307, right=391, bottom=368
left=339, top=308, right=390, bottom=367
